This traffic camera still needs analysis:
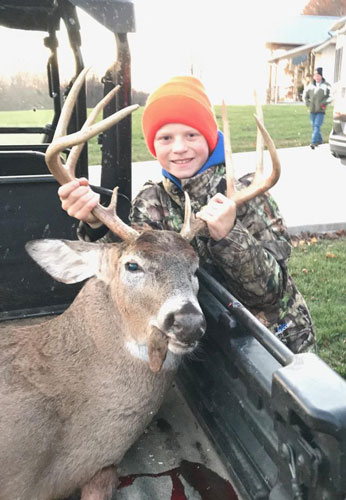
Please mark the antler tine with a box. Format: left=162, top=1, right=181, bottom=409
left=254, top=90, right=264, bottom=183
left=54, top=67, right=91, bottom=141
left=46, top=106, right=138, bottom=185
left=232, top=115, right=281, bottom=205
left=45, top=67, right=91, bottom=185
left=221, top=100, right=236, bottom=199
left=45, top=67, right=139, bottom=240
left=65, top=84, right=121, bottom=175
left=180, top=191, right=205, bottom=241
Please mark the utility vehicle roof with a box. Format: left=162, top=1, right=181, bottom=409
left=0, top=0, right=135, bottom=33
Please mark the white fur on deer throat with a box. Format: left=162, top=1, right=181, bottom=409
left=125, top=340, right=180, bottom=370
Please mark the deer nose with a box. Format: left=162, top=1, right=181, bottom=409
left=162, top=301, right=206, bottom=343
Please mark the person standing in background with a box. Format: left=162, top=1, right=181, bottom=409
left=303, top=67, right=332, bottom=149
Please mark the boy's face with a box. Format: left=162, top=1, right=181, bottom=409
left=153, top=123, right=209, bottom=179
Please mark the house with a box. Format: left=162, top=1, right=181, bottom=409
left=329, top=16, right=346, bottom=104
left=328, top=16, right=346, bottom=161
left=266, top=15, right=340, bottom=103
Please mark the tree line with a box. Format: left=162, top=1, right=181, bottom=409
left=0, top=72, right=149, bottom=111
left=302, top=0, right=346, bottom=15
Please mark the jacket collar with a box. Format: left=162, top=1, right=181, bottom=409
left=162, top=163, right=227, bottom=212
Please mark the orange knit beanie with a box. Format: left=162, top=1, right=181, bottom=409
left=142, top=76, right=218, bottom=157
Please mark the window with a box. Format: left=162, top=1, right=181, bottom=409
left=334, top=47, right=343, bottom=83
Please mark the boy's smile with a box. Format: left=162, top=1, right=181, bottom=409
left=153, top=123, right=209, bottom=179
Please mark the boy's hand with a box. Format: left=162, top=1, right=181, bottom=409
left=196, top=193, right=236, bottom=241
left=58, top=178, right=101, bottom=227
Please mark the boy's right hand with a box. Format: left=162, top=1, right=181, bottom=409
left=58, top=178, right=102, bottom=228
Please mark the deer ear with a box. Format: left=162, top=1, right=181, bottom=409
left=25, top=239, right=104, bottom=284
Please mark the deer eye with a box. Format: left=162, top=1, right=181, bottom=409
left=125, top=262, right=140, bottom=272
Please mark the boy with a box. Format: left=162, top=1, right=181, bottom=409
left=59, top=76, right=315, bottom=353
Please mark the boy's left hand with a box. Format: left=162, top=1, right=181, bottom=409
left=196, top=193, right=236, bottom=241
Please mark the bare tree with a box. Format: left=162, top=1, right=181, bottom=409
left=302, top=0, right=346, bottom=15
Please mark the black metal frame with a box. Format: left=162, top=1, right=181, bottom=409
left=0, top=0, right=135, bottom=319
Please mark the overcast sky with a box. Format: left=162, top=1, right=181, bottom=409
left=0, top=0, right=312, bottom=104
left=130, top=0, right=310, bottom=102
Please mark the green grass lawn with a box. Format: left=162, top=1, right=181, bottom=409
left=0, top=104, right=333, bottom=164
left=289, top=237, right=346, bottom=378
left=1, top=104, right=344, bottom=378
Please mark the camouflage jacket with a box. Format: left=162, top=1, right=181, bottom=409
left=79, top=165, right=315, bottom=354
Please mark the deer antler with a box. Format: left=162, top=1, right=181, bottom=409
left=180, top=96, right=281, bottom=240
left=45, top=67, right=139, bottom=241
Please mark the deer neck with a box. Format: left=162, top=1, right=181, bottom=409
left=125, top=340, right=180, bottom=371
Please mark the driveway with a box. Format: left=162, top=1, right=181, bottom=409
left=130, top=144, right=346, bottom=235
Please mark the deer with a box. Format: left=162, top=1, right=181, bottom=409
left=0, top=68, right=280, bottom=500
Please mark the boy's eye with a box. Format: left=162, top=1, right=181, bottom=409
left=187, top=132, right=199, bottom=139
left=156, top=134, right=171, bottom=142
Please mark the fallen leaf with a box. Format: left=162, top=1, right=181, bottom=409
left=310, top=237, right=318, bottom=244
left=302, top=268, right=308, bottom=274
left=325, top=252, right=336, bottom=259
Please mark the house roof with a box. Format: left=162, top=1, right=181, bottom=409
left=313, top=36, right=336, bottom=54
left=266, top=15, right=340, bottom=47
left=268, top=40, right=325, bottom=63
left=330, top=16, right=346, bottom=31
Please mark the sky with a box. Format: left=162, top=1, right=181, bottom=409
left=0, top=0, right=311, bottom=104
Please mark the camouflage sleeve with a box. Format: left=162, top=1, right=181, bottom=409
left=76, top=182, right=166, bottom=242
left=77, top=221, right=120, bottom=243
left=129, top=182, right=168, bottom=230
left=208, top=193, right=292, bottom=308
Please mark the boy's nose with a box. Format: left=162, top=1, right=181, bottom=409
left=172, top=136, right=188, bottom=153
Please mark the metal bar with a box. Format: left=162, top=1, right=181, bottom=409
left=100, top=32, right=132, bottom=224
left=0, top=150, right=46, bottom=157
left=0, top=127, right=48, bottom=134
left=58, top=0, right=88, bottom=179
left=45, top=18, right=62, bottom=143
left=197, top=267, right=294, bottom=366
left=0, top=175, right=56, bottom=184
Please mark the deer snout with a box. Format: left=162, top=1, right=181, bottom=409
left=156, top=298, right=206, bottom=353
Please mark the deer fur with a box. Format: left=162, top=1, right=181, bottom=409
left=0, top=229, right=206, bottom=500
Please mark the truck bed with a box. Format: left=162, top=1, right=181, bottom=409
left=115, top=384, right=236, bottom=500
